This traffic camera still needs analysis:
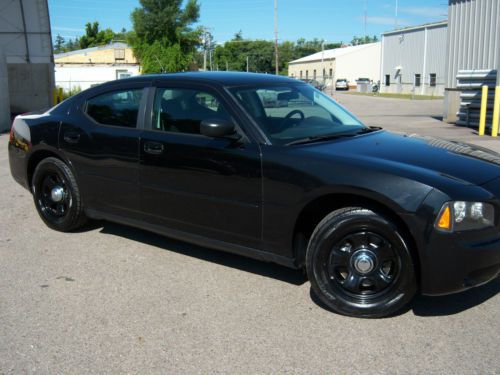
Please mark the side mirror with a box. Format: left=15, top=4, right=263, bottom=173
left=200, top=118, right=236, bottom=138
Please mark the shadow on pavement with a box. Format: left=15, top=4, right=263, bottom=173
left=97, top=221, right=307, bottom=286
left=309, top=278, right=499, bottom=318
left=412, top=278, right=499, bottom=317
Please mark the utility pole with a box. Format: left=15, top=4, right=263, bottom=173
left=202, top=32, right=207, bottom=71
left=364, top=0, right=367, bottom=39
left=395, top=0, right=399, bottom=29
left=246, top=55, right=249, bottom=72
left=274, top=0, right=279, bottom=75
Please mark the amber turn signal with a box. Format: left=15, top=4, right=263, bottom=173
left=436, top=205, right=451, bottom=231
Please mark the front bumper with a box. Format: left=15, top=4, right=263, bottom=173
left=420, top=230, right=500, bottom=295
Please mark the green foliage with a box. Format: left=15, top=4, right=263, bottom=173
left=56, top=85, right=82, bottom=100
left=212, top=34, right=344, bottom=74
left=79, top=22, right=116, bottom=49
left=54, top=34, right=65, bottom=54
left=140, top=42, right=192, bottom=73
left=130, top=0, right=201, bottom=73
left=53, top=23, right=131, bottom=54
left=351, top=35, right=379, bottom=46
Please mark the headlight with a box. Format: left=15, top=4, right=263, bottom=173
left=435, top=201, right=495, bottom=232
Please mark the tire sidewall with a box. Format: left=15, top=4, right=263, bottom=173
left=306, top=209, right=416, bottom=318
left=32, top=158, right=81, bottom=231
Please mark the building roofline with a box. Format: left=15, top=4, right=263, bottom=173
left=382, top=20, right=447, bottom=36
left=54, top=42, right=130, bottom=59
left=288, top=42, right=380, bottom=65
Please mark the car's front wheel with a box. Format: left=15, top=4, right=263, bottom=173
left=32, top=157, right=87, bottom=232
left=306, top=207, right=417, bottom=318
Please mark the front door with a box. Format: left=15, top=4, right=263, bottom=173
left=139, top=84, right=262, bottom=248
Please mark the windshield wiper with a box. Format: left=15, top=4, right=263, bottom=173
left=284, top=127, right=382, bottom=146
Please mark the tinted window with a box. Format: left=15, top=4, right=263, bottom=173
left=231, top=84, right=364, bottom=145
left=152, top=88, right=231, bottom=134
left=86, top=89, right=143, bottom=127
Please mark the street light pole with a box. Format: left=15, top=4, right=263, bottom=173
left=274, top=0, right=279, bottom=75
left=395, top=0, right=399, bottom=29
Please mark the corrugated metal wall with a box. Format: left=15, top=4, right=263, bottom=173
left=381, top=23, right=447, bottom=95
left=445, top=0, right=500, bottom=88
left=0, top=0, right=54, bottom=131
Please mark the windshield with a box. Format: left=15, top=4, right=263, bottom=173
left=229, top=84, right=365, bottom=145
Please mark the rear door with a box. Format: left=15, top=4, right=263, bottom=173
left=60, top=82, right=149, bottom=220
left=139, top=82, right=263, bottom=248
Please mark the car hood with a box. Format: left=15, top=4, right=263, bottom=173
left=304, top=131, right=500, bottom=186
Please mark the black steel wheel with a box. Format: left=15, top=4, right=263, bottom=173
left=32, top=157, right=87, bottom=232
left=306, top=207, right=417, bottom=318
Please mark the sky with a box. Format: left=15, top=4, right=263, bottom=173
left=48, top=0, right=448, bottom=45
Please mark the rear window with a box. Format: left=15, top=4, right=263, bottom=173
left=86, top=89, right=143, bottom=127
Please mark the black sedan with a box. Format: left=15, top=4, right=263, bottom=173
left=8, top=72, right=500, bottom=318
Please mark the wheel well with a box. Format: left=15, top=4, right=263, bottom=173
left=27, top=150, right=63, bottom=188
left=293, top=194, right=419, bottom=276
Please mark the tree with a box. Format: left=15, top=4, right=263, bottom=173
left=80, top=22, right=115, bottom=49
left=130, top=0, right=202, bottom=73
left=79, top=22, right=115, bottom=49
left=351, top=35, right=379, bottom=46
left=212, top=37, right=344, bottom=75
left=54, top=34, right=65, bottom=53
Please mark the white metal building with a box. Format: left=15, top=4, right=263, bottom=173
left=287, top=43, right=381, bottom=88
left=380, top=21, right=448, bottom=96
left=54, top=42, right=140, bottom=92
left=0, top=0, right=54, bottom=132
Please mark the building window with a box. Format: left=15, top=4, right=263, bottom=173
left=116, top=70, right=132, bottom=79
left=430, top=73, right=437, bottom=87
left=313, top=70, right=316, bottom=80
left=322, top=68, right=326, bottom=79
left=415, top=74, right=421, bottom=87
left=114, top=49, right=125, bottom=60
left=300, top=71, right=303, bottom=79
left=385, top=74, right=390, bottom=86
left=329, top=68, right=333, bottom=78
left=306, top=70, right=309, bottom=79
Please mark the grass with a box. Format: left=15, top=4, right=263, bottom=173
left=340, top=91, right=444, bottom=100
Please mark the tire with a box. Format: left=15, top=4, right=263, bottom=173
left=31, top=157, right=87, bottom=232
left=306, top=207, right=417, bottom=318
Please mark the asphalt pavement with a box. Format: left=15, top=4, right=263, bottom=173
left=0, top=95, right=499, bottom=374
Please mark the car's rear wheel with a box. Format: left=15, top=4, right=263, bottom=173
left=32, top=157, right=87, bottom=232
left=306, top=207, right=417, bottom=318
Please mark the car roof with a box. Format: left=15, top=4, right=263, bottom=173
left=105, top=71, right=301, bottom=87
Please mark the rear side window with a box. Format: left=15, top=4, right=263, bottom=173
left=86, top=89, right=143, bottom=127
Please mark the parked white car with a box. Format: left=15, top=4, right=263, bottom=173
left=335, top=79, right=349, bottom=91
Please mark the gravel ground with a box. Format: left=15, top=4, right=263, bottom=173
left=0, top=96, right=499, bottom=374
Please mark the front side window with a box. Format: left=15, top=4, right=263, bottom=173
left=86, top=88, right=143, bottom=127
left=230, top=84, right=365, bottom=145
left=152, top=87, right=231, bottom=134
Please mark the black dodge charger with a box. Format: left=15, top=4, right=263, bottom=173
left=8, top=72, right=500, bottom=318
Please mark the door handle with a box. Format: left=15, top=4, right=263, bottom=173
left=144, top=141, right=164, bottom=155
left=63, top=131, right=80, bottom=144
